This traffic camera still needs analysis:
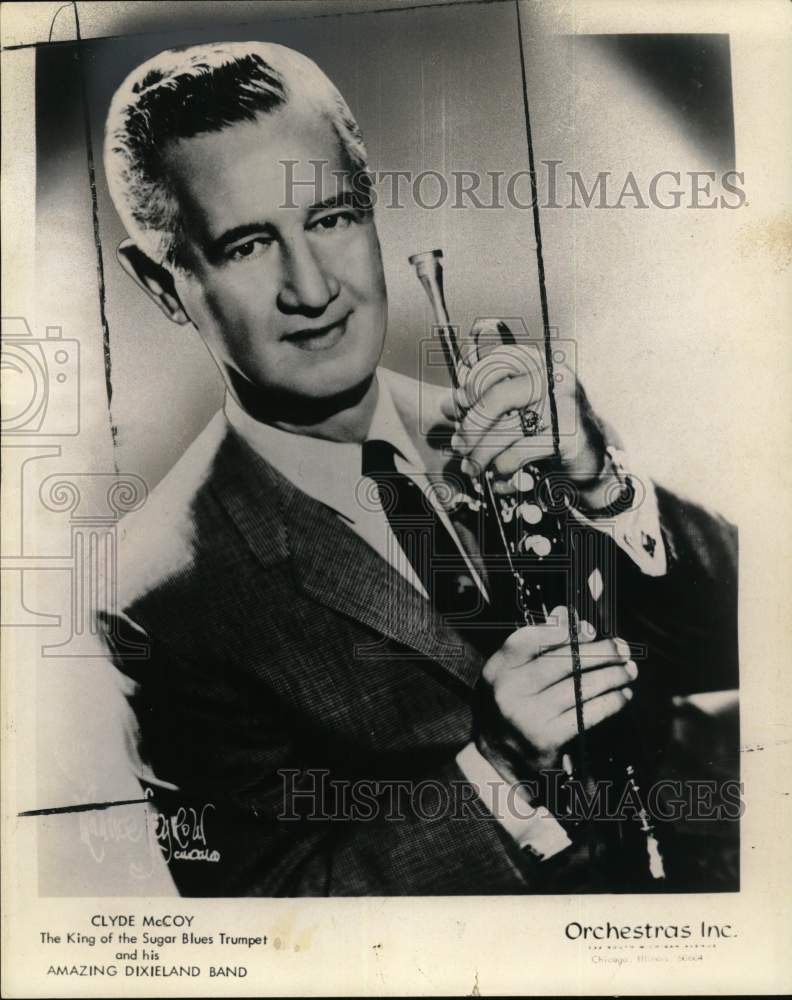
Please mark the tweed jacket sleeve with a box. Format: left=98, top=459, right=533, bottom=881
left=100, top=608, right=542, bottom=897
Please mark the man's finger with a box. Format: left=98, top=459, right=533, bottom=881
left=459, top=345, right=545, bottom=407
left=489, top=436, right=555, bottom=478
left=555, top=687, right=633, bottom=744
left=483, top=609, right=568, bottom=678
left=543, top=660, right=637, bottom=715
left=462, top=435, right=547, bottom=480
left=439, top=391, right=458, bottom=422
left=453, top=375, right=543, bottom=450
left=484, top=607, right=600, bottom=676
left=521, top=638, right=632, bottom=693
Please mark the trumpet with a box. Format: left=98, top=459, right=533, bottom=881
left=409, top=248, right=568, bottom=626
left=409, top=249, right=562, bottom=625
left=409, top=248, right=666, bottom=886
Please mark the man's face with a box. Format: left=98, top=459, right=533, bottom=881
left=164, top=106, right=387, bottom=402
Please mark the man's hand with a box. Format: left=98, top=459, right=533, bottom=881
left=441, top=330, right=606, bottom=498
left=476, top=606, right=637, bottom=783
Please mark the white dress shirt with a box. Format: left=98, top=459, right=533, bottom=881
left=225, top=367, right=666, bottom=860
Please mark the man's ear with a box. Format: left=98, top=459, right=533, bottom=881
left=116, top=239, right=191, bottom=325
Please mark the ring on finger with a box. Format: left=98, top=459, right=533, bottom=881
left=520, top=408, right=542, bottom=436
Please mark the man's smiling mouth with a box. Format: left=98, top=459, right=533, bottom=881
left=283, top=312, right=352, bottom=352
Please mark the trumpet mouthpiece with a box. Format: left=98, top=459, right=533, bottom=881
left=408, top=249, right=443, bottom=274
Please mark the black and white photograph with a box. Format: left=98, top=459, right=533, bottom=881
left=2, top=0, right=790, bottom=995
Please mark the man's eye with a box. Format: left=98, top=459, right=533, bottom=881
left=228, top=238, right=271, bottom=261
left=311, top=211, right=355, bottom=233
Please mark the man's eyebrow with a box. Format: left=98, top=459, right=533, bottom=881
left=308, top=190, right=359, bottom=213
left=206, top=222, right=277, bottom=257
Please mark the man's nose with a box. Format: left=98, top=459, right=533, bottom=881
left=277, top=237, right=339, bottom=314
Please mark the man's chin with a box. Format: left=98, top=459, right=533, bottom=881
left=303, top=367, right=375, bottom=400
left=291, top=340, right=381, bottom=401
left=227, top=363, right=377, bottom=426
left=296, top=368, right=377, bottom=410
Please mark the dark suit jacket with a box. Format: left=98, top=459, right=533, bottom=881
left=98, top=373, right=738, bottom=896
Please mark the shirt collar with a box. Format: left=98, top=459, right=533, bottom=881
left=367, top=369, right=423, bottom=469
left=224, top=368, right=422, bottom=524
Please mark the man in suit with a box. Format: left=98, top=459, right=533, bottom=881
left=99, top=41, right=738, bottom=895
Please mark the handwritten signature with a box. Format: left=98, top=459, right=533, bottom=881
left=78, top=790, right=220, bottom=877
left=153, top=801, right=220, bottom=864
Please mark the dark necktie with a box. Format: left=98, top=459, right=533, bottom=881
left=361, top=438, right=480, bottom=619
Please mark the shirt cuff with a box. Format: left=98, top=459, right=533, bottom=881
left=571, top=447, right=667, bottom=577
left=456, top=742, right=572, bottom=860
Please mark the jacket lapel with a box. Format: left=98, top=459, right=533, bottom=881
left=212, top=425, right=483, bottom=688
